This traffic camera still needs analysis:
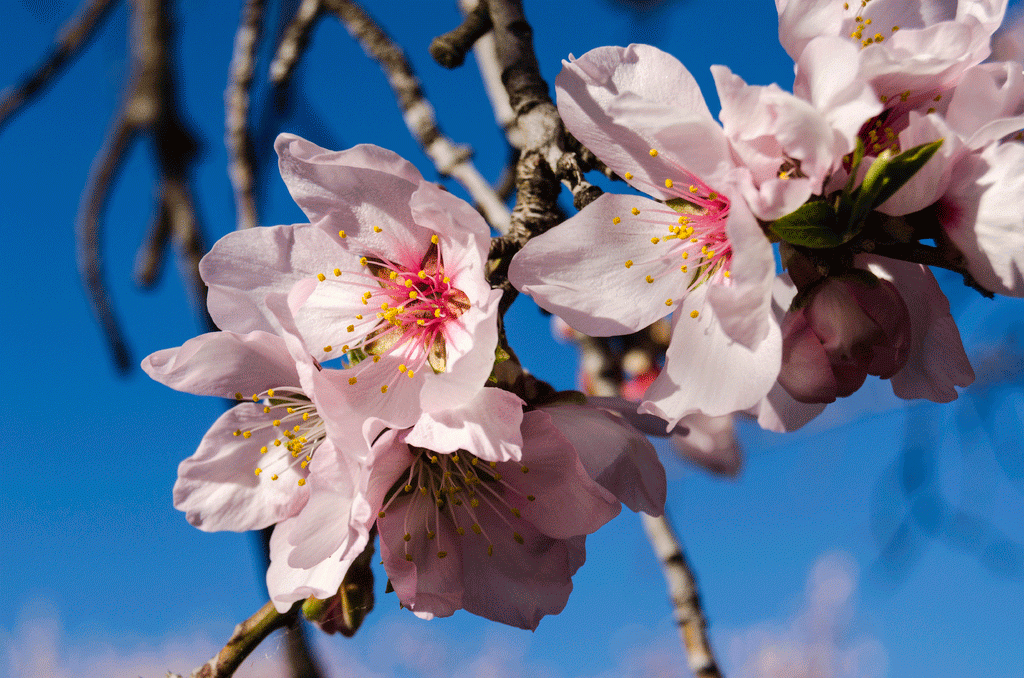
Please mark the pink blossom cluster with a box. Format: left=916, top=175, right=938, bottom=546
left=143, top=135, right=666, bottom=630
left=512, top=0, right=1021, bottom=434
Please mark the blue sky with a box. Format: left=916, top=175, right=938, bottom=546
left=1, top=1, right=1022, bottom=677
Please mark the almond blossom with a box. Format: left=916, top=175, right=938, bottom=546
left=268, top=389, right=667, bottom=628
left=510, top=44, right=793, bottom=429
left=201, top=135, right=503, bottom=433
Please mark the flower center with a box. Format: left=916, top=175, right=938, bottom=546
left=377, top=447, right=536, bottom=562
left=316, top=233, right=471, bottom=394
left=613, top=148, right=733, bottom=319
left=231, top=387, right=326, bottom=485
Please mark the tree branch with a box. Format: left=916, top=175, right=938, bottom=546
left=225, top=0, right=265, bottom=231
left=326, top=0, right=511, bottom=233
left=183, top=601, right=300, bottom=678
left=429, top=0, right=491, bottom=69
left=269, top=0, right=325, bottom=86
left=641, top=513, right=724, bottom=678
left=0, top=0, right=118, bottom=132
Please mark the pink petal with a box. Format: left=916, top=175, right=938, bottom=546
left=672, top=412, right=743, bottom=477
left=282, top=441, right=374, bottom=569
left=861, top=255, right=975, bottom=402
left=940, top=141, right=1024, bottom=296
left=405, top=388, right=525, bottom=463
left=509, top=193, right=690, bottom=336
left=776, top=0, right=846, bottom=61
left=275, top=135, right=426, bottom=249
left=542, top=404, right=666, bottom=515
left=502, top=410, right=621, bottom=539
left=173, top=403, right=310, bottom=532
left=200, top=223, right=341, bottom=334
left=142, top=330, right=299, bottom=399
left=641, top=288, right=783, bottom=428
left=556, top=44, right=721, bottom=199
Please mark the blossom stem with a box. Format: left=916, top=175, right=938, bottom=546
left=641, top=513, right=723, bottom=678
left=187, top=600, right=300, bottom=678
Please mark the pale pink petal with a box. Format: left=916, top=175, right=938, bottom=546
left=173, top=403, right=310, bottom=532
left=945, top=62, right=1024, bottom=146
left=267, top=513, right=369, bottom=613
left=940, top=141, right=1024, bottom=296
left=879, top=112, right=964, bottom=216
left=510, top=193, right=689, bottom=336
left=200, top=223, right=341, bottom=334
left=778, top=307, right=840, bottom=403
left=713, top=65, right=835, bottom=218
left=141, top=330, right=299, bottom=399
left=405, top=388, right=525, bottom=463
left=776, top=0, right=846, bottom=61
left=672, top=412, right=743, bottom=477
left=750, top=381, right=828, bottom=432
left=275, top=135, right=427, bottom=250
left=793, top=37, right=882, bottom=151
left=641, top=288, right=783, bottom=428
left=542, top=404, right=666, bottom=515
left=707, top=196, right=777, bottom=348
left=861, top=256, right=975, bottom=401
left=556, top=44, right=723, bottom=199
left=282, top=441, right=374, bottom=569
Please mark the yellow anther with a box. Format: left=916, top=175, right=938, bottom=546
left=359, top=256, right=368, bottom=266
left=724, top=270, right=731, bottom=278
left=260, top=446, right=268, bottom=454
left=234, top=392, right=243, bottom=400
left=442, top=276, right=450, bottom=283
left=293, top=425, right=300, bottom=432
left=892, top=25, right=899, bottom=31
left=381, top=302, right=389, bottom=310
left=338, top=230, right=347, bottom=238
left=434, top=308, right=441, bottom=317
left=347, top=324, right=355, bottom=332
left=355, top=314, right=363, bottom=320
left=651, top=237, right=660, bottom=244
left=708, top=250, right=715, bottom=257
left=263, top=406, right=271, bottom=413
left=649, top=148, right=658, bottom=157
left=398, top=364, right=407, bottom=373
left=363, top=291, right=372, bottom=299
left=405, top=554, right=413, bottom=562
left=521, top=465, right=529, bottom=474
left=254, top=468, right=262, bottom=476
left=271, top=474, right=278, bottom=481
left=349, top=376, right=357, bottom=385
left=373, top=225, right=382, bottom=233
left=665, top=298, right=673, bottom=306
left=342, top=345, right=349, bottom=351
left=691, top=237, right=699, bottom=243
left=927, top=107, right=936, bottom=114
left=682, top=251, right=689, bottom=259
left=471, top=523, right=482, bottom=534
left=690, top=310, right=699, bottom=319
left=267, top=389, right=275, bottom=397
left=317, top=273, right=325, bottom=281
left=612, top=216, right=621, bottom=225
left=297, top=478, right=306, bottom=486
left=487, top=545, right=494, bottom=556
left=708, top=191, right=717, bottom=200
left=689, top=185, right=698, bottom=194
left=934, top=94, right=942, bottom=101
left=273, top=419, right=281, bottom=427
left=680, top=265, right=688, bottom=273
left=631, top=207, right=640, bottom=215
left=373, top=356, right=380, bottom=363
left=409, top=290, right=418, bottom=299
left=513, top=533, right=525, bottom=545
left=243, top=431, right=252, bottom=439
left=408, top=370, right=415, bottom=378
left=381, top=385, right=388, bottom=394
left=417, top=270, right=427, bottom=280
left=302, top=412, right=309, bottom=421
left=624, top=260, right=633, bottom=268
left=645, top=275, right=655, bottom=284
left=665, top=179, right=674, bottom=188
left=678, top=216, right=687, bottom=224
left=324, top=345, right=332, bottom=352
left=274, top=440, right=281, bottom=446
left=389, top=271, right=397, bottom=280
left=416, top=319, right=425, bottom=326
left=431, top=234, right=439, bottom=244
left=624, top=172, right=633, bottom=179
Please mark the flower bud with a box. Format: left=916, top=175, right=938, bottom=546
left=779, top=274, right=912, bottom=403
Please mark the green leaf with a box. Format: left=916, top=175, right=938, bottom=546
left=849, top=139, right=943, bottom=229
left=769, top=201, right=843, bottom=248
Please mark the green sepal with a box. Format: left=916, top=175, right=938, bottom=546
left=848, top=139, right=943, bottom=230
left=769, top=201, right=844, bottom=248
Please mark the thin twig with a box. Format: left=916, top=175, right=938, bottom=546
left=225, top=0, right=265, bottom=231
left=186, top=601, right=300, bottom=678
left=0, top=0, right=118, bottom=131
left=641, top=513, right=724, bottom=678
left=429, top=0, right=491, bottom=69
left=459, top=0, right=519, bottom=147
left=327, top=0, right=511, bottom=233
left=269, top=0, right=325, bottom=86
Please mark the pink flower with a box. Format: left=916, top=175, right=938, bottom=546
left=142, top=330, right=342, bottom=533
left=510, top=44, right=785, bottom=429
left=274, top=390, right=668, bottom=629
left=201, top=135, right=503, bottom=431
